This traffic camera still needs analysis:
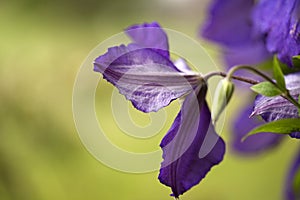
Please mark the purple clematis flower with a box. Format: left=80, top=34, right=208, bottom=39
left=252, top=0, right=300, bottom=67
left=94, top=22, right=225, bottom=198
left=252, top=72, right=300, bottom=138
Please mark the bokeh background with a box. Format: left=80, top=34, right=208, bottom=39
left=1, top=0, right=299, bottom=199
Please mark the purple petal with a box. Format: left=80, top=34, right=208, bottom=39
left=125, top=22, right=169, bottom=58
left=252, top=0, right=300, bottom=67
left=285, top=148, right=300, bottom=200
left=252, top=72, right=300, bottom=138
left=159, top=85, right=225, bottom=197
left=232, top=103, right=283, bottom=154
left=201, top=0, right=271, bottom=67
left=173, top=58, right=193, bottom=73
left=94, top=45, right=202, bottom=112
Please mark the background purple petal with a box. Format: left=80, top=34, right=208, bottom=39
left=232, top=103, right=283, bottom=154
left=125, top=22, right=170, bottom=58
left=285, top=148, right=300, bottom=200
left=94, top=45, right=201, bottom=112
left=223, top=43, right=272, bottom=68
left=159, top=86, right=225, bottom=197
left=201, top=0, right=254, bottom=47
left=201, top=0, right=271, bottom=68
left=252, top=0, right=300, bottom=67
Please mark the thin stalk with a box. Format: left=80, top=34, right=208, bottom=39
left=227, top=65, right=276, bottom=85
left=204, top=71, right=259, bottom=85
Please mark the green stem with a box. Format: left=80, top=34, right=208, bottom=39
left=226, top=65, right=300, bottom=109
left=204, top=71, right=259, bottom=85
left=284, top=92, right=300, bottom=110
left=227, top=65, right=276, bottom=86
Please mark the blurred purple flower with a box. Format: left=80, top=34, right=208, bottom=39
left=252, top=0, right=300, bottom=67
left=201, top=0, right=300, bottom=68
left=94, top=22, right=225, bottom=198
left=201, top=0, right=271, bottom=68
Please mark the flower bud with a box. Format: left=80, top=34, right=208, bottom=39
left=212, top=78, right=234, bottom=124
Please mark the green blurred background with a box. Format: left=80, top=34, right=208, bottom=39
left=0, top=0, right=299, bottom=199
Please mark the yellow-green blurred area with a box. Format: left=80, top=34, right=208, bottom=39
left=0, top=0, right=299, bottom=199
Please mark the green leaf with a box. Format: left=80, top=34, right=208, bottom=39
left=242, top=118, right=300, bottom=141
left=251, top=81, right=282, bottom=97
left=273, top=56, right=286, bottom=91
